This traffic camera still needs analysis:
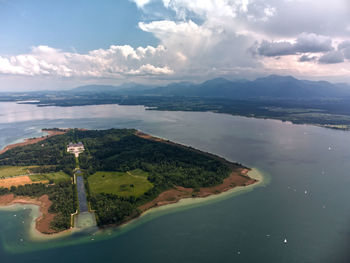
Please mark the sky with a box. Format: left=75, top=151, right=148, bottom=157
left=0, top=0, right=350, bottom=91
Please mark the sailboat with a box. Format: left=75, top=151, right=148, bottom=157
left=284, top=238, right=287, bottom=244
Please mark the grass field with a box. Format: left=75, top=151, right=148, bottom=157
left=29, top=171, right=71, bottom=184
left=88, top=169, right=153, bottom=197
left=0, top=166, right=31, bottom=179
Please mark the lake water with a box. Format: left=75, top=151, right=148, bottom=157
left=0, top=102, right=349, bottom=262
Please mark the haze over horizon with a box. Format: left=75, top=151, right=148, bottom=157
left=1, top=0, right=350, bottom=91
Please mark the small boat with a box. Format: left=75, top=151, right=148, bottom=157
left=284, top=238, right=287, bottom=244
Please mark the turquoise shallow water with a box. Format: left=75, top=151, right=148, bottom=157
left=0, top=102, right=350, bottom=262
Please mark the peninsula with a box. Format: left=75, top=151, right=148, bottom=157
left=0, top=128, right=257, bottom=235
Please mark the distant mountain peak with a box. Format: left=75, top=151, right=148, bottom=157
left=256, top=75, right=298, bottom=82
left=68, top=75, right=350, bottom=99
left=201, top=77, right=232, bottom=86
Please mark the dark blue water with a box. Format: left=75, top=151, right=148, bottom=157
left=0, top=103, right=349, bottom=262
left=76, top=175, right=88, bottom=212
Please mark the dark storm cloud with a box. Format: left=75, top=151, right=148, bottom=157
left=255, top=33, right=333, bottom=57
left=299, top=55, right=317, bottom=62
left=318, top=51, right=344, bottom=64
left=257, top=40, right=295, bottom=56
left=338, top=41, right=350, bottom=59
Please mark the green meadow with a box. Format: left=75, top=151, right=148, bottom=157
left=0, top=166, right=31, bottom=178
left=29, top=171, right=71, bottom=183
left=88, top=169, right=153, bottom=197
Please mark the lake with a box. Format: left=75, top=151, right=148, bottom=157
left=0, top=102, right=349, bottom=262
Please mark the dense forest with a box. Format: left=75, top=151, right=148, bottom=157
left=0, top=128, right=239, bottom=227
left=0, top=133, right=76, bottom=175
left=76, top=129, right=233, bottom=225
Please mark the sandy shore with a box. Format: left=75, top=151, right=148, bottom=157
left=135, top=130, right=258, bottom=212
left=0, top=129, right=67, bottom=155
left=0, top=194, right=57, bottom=234
left=113, top=168, right=266, bottom=236
left=139, top=168, right=256, bottom=212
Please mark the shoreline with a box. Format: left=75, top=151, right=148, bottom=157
left=0, top=129, right=262, bottom=240
left=0, top=169, right=264, bottom=241
left=97, top=168, right=262, bottom=234
left=142, top=168, right=264, bottom=214
left=134, top=130, right=257, bottom=212
left=0, top=194, right=57, bottom=234
left=0, top=129, right=67, bottom=155
left=138, top=168, right=256, bottom=212
left=0, top=194, right=76, bottom=241
left=114, top=168, right=266, bottom=233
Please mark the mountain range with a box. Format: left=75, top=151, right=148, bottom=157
left=70, top=75, right=350, bottom=99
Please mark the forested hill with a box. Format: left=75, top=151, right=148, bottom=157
left=67, top=75, right=350, bottom=99
left=139, top=75, right=350, bottom=99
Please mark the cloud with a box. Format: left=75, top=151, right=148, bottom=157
left=161, top=0, right=277, bottom=25
left=294, top=33, right=333, bottom=53
left=254, top=33, right=333, bottom=57
left=3, top=0, right=350, bottom=89
left=0, top=45, right=174, bottom=78
left=131, top=0, right=152, bottom=8
left=139, top=19, right=259, bottom=77
left=318, top=51, right=344, bottom=64
left=256, top=40, right=295, bottom=57
left=299, top=55, right=317, bottom=62
left=243, top=0, right=350, bottom=38
left=338, top=41, right=350, bottom=59
left=128, top=64, right=173, bottom=75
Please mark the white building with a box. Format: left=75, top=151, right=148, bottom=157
left=67, top=142, right=85, bottom=157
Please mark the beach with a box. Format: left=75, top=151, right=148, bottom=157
left=139, top=168, right=265, bottom=216
left=139, top=168, right=257, bottom=212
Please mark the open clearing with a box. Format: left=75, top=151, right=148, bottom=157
left=0, top=175, right=46, bottom=188
left=0, top=170, right=70, bottom=188
left=88, top=169, right=153, bottom=197
left=29, top=171, right=71, bottom=183
left=0, top=166, right=32, bottom=178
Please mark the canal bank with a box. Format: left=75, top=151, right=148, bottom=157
left=73, top=170, right=97, bottom=229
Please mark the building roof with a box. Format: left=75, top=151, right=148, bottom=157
left=68, top=142, right=84, bottom=148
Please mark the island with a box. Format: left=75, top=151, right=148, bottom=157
left=0, top=128, right=257, bottom=235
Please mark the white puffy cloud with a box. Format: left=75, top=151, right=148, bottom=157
left=161, top=0, right=277, bottom=24
left=138, top=18, right=259, bottom=78
left=2, top=0, right=350, bottom=89
left=0, top=45, right=174, bottom=78
left=132, top=0, right=152, bottom=8
left=128, top=64, right=174, bottom=75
